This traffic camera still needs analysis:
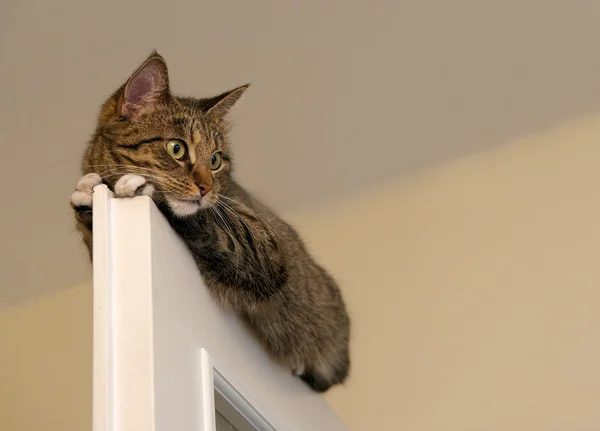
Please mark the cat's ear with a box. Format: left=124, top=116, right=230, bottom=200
left=204, top=84, right=250, bottom=118
left=120, top=52, right=171, bottom=119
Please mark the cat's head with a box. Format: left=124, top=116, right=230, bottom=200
left=89, top=51, right=248, bottom=216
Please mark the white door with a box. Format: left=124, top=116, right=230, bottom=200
left=91, top=185, right=348, bottom=431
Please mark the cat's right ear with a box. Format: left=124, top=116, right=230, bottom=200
left=119, top=52, right=171, bottom=120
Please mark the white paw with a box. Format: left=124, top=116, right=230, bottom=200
left=71, top=173, right=102, bottom=208
left=114, top=174, right=153, bottom=197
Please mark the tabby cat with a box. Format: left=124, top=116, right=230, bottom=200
left=70, top=52, right=351, bottom=392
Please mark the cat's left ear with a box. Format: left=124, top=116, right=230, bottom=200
left=205, top=84, right=250, bottom=119
left=120, top=52, right=171, bottom=119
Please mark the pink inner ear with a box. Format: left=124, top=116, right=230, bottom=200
left=122, top=59, right=168, bottom=116
left=127, top=69, right=154, bottom=104
left=126, top=67, right=157, bottom=104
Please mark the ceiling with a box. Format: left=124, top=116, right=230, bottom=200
left=2, top=0, right=600, bottom=308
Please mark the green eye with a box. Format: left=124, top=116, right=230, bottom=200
left=210, top=153, right=222, bottom=170
left=166, top=139, right=187, bottom=160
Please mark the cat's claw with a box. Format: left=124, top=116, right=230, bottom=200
left=114, top=174, right=154, bottom=198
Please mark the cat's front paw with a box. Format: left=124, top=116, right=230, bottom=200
left=71, top=173, right=103, bottom=229
left=114, top=174, right=154, bottom=198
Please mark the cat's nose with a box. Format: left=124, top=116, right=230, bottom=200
left=197, top=183, right=213, bottom=196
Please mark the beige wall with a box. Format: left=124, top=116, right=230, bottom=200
left=0, top=284, right=92, bottom=431
left=2, top=112, right=600, bottom=430
left=298, top=112, right=600, bottom=430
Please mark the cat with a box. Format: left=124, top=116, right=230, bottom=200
left=70, top=52, right=351, bottom=392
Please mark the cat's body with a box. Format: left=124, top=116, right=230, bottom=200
left=70, top=52, right=350, bottom=392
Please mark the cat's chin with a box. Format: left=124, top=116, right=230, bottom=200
left=166, top=197, right=202, bottom=217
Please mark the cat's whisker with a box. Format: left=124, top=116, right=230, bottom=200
left=53, top=163, right=157, bottom=174
left=99, top=172, right=174, bottom=187
left=50, top=164, right=165, bottom=178
left=83, top=164, right=157, bottom=170
left=209, top=207, right=241, bottom=284
left=91, top=169, right=188, bottom=194
left=217, top=194, right=284, bottom=241
left=215, top=201, right=264, bottom=255
left=217, top=201, right=270, bottom=250
left=216, top=200, right=251, bottom=232
left=79, top=165, right=182, bottom=184
left=212, top=205, right=245, bottom=282
left=96, top=168, right=173, bottom=182
left=217, top=194, right=274, bottom=229
left=48, top=163, right=157, bottom=177
left=62, top=163, right=193, bottom=193
left=212, top=205, right=237, bottom=241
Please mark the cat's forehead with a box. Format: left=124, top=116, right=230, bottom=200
left=142, top=103, right=220, bottom=138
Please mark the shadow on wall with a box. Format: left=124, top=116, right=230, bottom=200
left=237, top=0, right=600, bottom=211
